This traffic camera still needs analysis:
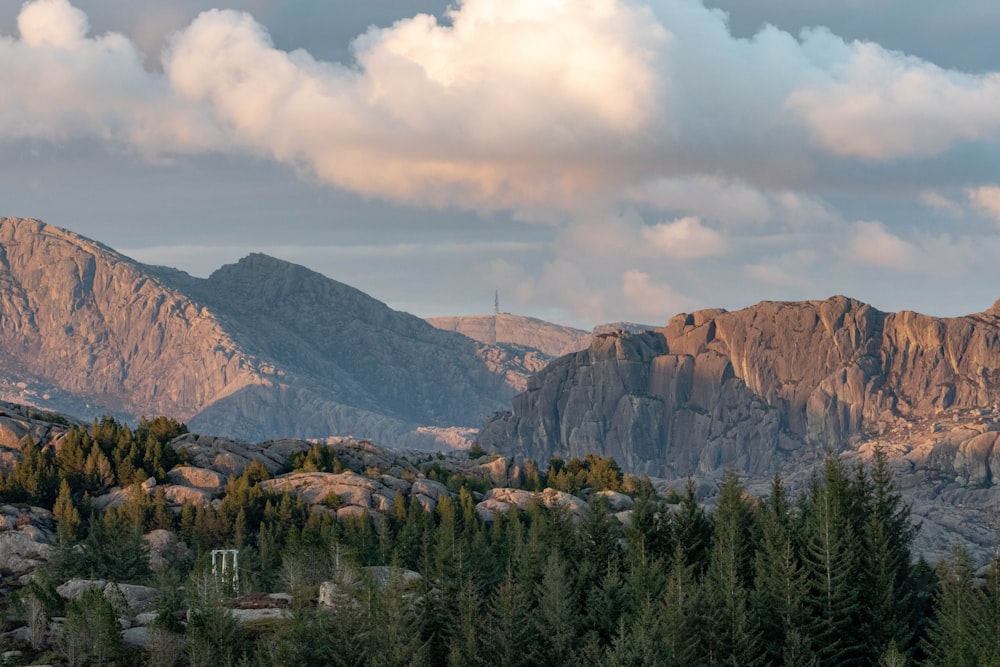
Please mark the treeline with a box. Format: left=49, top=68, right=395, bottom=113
left=2, top=417, right=1000, bottom=666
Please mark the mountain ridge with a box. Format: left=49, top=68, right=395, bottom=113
left=478, top=294, right=1000, bottom=476
left=0, top=217, right=537, bottom=446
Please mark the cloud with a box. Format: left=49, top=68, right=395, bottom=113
left=744, top=262, right=800, bottom=288
left=787, top=34, right=1000, bottom=160
left=3, top=0, right=1000, bottom=214
left=847, top=221, right=919, bottom=271
left=641, top=216, right=727, bottom=259
left=0, top=0, right=221, bottom=153
left=920, top=191, right=963, bottom=215
left=621, top=270, right=695, bottom=321
left=162, top=0, right=668, bottom=209
left=968, top=186, right=1000, bottom=223
left=626, top=175, right=773, bottom=226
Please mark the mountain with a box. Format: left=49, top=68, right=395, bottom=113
left=479, top=295, right=1000, bottom=475
left=0, top=217, right=537, bottom=446
left=477, top=295, right=1000, bottom=558
left=425, top=313, right=655, bottom=357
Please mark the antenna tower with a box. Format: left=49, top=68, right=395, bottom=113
left=494, top=289, right=500, bottom=315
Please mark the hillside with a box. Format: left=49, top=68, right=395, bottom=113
left=425, top=313, right=591, bottom=357
left=0, top=217, right=537, bottom=446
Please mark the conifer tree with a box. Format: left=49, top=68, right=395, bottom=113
left=53, top=478, right=81, bottom=543
left=799, top=457, right=864, bottom=666
left=536, top=548, right=579, bottom=667
left=861, top=447, right=920, bottom=661
left=483, top=567, right=537, bottom=667
left=922, top=547, right=989, bottom=667
left=698, top=470, right=763, bottom=666
left=754, top=475, right=809, bottom=664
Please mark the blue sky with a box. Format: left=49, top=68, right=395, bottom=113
left=2, top=0, right=1000, bottom=328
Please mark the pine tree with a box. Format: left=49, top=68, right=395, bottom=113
left=483, top=568, right=537, bottom=667
left=860, top=447, right=920, bottom=661
left=922, top=546, right=982, bottom=667
left=753, top=475, right=810, bottom=664
left=698, top=470, right=763, bottom=667
left=536, top=548, right=579, bottom=667
left=53, top=479, right=82, bottom=543
left=799, top=458, right=864, bottom=666
left=662, top=543, right=699, bottom=666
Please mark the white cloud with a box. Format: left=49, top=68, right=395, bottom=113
left=847, top=221, right=919, bottom=271
left=621, top=270, right=694, bottom=321
left=626, top=175, right=772, bottom=226
left=744, top=262, right=800, bottom=288
left=641, top=216, right=727, bottom=259
left=920, top=191, right=963, bottom=215
left=3, top=0, right=999, bottom=215
left=0, top=0, right=221, bottom=152
left=787, top=35, right=1000, bottom=160
left=968, top=186, right=1000, bottom=223
left=18, top=0, right=88, bottom=47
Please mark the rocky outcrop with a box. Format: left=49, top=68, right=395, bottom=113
left=0, top=218, right=541, bottom=447
left=475, top=487, right=590, bottom=522
left=56, top=579, right=160, bottom=615
left=0, top=505, right=55, bottom=581
left=479, top=296, right=1000, bottom=479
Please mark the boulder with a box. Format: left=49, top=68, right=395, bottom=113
left=475, top=487, right=589, bottom=522
left=144, top=529, right=191, bottom=571
left=160, top=484, right=213, bottom=506
left=56, top=579, right=159, bottom=615
left=167, top=466, right=227, bottom=493
left=0, top=506, right=55, bottom=579
left=262, top=471, right=394, bottom=513
left=594, top=490, right=635, bottom=512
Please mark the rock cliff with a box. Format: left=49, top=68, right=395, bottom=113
left=478, top=296, right=1000, bottom=478
left=0, top=217, right=532, bottom=445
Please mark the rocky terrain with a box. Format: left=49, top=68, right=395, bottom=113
left=478, top=295, right=1000, bottom=561
left=0, top=217, right=541, bottom=447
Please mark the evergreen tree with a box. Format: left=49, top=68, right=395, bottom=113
left=483, top=567, right=537, bottom=667
left=754, top=475, right=810, bottom=664
left=53, top=478, right=81, bottom=543
left=536, top=548, right=579, bottom=667
left=861, top=447, right=920, bottom=661
left=698, top=470, right=763, bottom=667
left=799, top=457, right=864, bottom=666
left=922, top=547, right=987, bottom=667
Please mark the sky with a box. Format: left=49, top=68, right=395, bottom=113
left=2, top=0, right=1000, bottom=329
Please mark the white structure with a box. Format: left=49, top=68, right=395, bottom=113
left=211, top=549, right=240, bottom=595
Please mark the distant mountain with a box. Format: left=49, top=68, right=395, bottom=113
left=425, top=314, right=591, bottom=357
left=0, top=217, right=538, bottom=446
left=425, top=314, right=655, bottom=358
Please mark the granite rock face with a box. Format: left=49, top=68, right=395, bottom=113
left=479, top=296, right=1000, bottom=479
left=0, top=217, right=534, bottom=447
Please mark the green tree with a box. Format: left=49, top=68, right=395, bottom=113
left=698, top=470, right=762, bottom=667
left=799, top=458, right=864, bottom=667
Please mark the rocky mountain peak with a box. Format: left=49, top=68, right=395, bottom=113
left=479, top=294, right=1000, bottom=478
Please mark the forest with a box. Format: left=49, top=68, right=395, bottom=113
left=1, top=415, right=999, bottom=667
